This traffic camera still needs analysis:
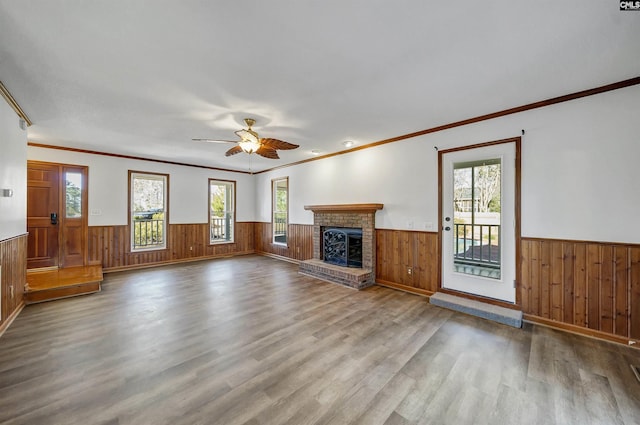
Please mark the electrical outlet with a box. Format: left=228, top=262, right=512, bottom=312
left=407, top=267, right=412, bottom=275
left=189, top=246, right=193, bottom=251
left=9, top=284, right=14, bottom=298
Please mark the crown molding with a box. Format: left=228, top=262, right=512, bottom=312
left=0, top=81, right=32, bottom=126
left=27, top=142, right=252, bottom=175
left=256, top=75, right=640, bottom=175
left=23, top=75, right=640, bottom=176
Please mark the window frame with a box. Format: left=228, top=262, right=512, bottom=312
left=272, top=177, right=289, bottom=246
left=129, top=170, right=169, bottom=252
left=208, top=178, right=236, bottom=245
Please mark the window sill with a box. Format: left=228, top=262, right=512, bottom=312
left=209, top=240, right=235, bottom=246
left=131, top=246, right=168, bottom=253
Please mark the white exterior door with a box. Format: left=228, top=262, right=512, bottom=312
left=441, top=142, right=517, bottom=303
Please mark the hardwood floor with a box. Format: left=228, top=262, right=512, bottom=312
left=1, top=255, right=639, bottom=424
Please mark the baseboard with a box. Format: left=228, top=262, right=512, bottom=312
left=256, top=251, right=302, bottom=265
left=375, top=279, right=434, bottom=297
left=103, top=250, right=256, bottom=273
left=523, top=314, right=639, bottom=349
left=0, top=301, right=25, bottom=338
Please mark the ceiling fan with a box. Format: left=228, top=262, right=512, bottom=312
left=193, top=118, right=299, bottom=159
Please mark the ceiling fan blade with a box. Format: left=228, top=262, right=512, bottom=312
left=260, top=138, right=299, bottom=150
left=225, top=145, right=244, bottom=157
left=256, top=146, right=280, bottom=159
left=192, top=138, right=237, bottom=144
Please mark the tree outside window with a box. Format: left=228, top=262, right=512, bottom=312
left=65, top=172, right=82, bottom=218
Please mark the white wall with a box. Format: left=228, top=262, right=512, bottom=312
left=256, top=84, right=640, bottom=245
left=0, top=100, right=27, bottom=241
left=27, top=147, right=256, bottom=225
left=24, top=84, right=640, bottom=244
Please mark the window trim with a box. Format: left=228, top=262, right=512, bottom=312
left=272, top=176, right=289, bottom=246
left=128, top=170, right=169, bottom=252
left=208, top=178, right=236, bottom=245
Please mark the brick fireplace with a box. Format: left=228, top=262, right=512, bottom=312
left=299, top=203, right=383, bottom=289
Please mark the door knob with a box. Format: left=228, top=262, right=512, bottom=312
left=50, top=213, right=58, bottom=225
left=444, top=226, right=451, bottom=231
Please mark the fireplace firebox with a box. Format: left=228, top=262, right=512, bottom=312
left=323, top=227, right=363, bottom=268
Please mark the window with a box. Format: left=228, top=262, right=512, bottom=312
left=452, top=159, right=502, bottom=278
left=209, top=179, right=235, bottom=243
left=130, top=171, right=168, bottom=251
left=272, top=177, right=288, bottom=245
left=65, top=171, right=82, bottom=218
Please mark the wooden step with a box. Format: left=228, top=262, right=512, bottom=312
left=25, top=265, right=103, bottom=304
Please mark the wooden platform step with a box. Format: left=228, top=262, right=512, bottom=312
left=25, top=265, right=103, bottom=304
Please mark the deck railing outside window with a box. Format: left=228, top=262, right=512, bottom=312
left=274, top=211, right=287, bottom=243
left=454, top=223, right=500, bottom=267
left=211, top=213, right=233, bottom=242
left=133, top=218, right=164, bottom=249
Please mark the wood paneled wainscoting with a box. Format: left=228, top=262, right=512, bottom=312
left=253, top=226, right=441, bottom=294
left=521, top=238, right=640, bottom=344
left=254, top=222, right=313, bottom=262
left=0, top=234, right=27, bottom=336
left=88, top=222, right=255, bottom=271
left=252, top=225, right=440, bottom=289
left=375, top=231, right=640, bottom=345
left=376, top=229, right=439, bottom=296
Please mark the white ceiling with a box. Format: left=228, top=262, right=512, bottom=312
left=1, top=1, right=638, bottom=173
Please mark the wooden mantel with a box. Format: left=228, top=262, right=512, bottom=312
left=304, top=203, right=384, bottom=213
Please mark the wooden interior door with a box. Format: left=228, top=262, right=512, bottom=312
left=27, top=162, right=60, bottom=269
left=27, top=161, right=89, bottom=269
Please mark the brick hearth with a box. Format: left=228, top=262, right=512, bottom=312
left=299, top=204, right=383, bottom=290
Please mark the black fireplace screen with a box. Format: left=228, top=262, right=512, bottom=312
left=323, top=227, right=363, bottom=268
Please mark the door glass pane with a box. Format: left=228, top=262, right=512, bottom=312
left=453, top=159, right=501, bottom=279
left=65, top=172, right=82, bottom=218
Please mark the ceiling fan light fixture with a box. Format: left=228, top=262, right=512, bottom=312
left=239, top=139, right=261, bottom=154
left=343, top=140, right=355, bottom=148
left=235, top=128, right=259, bottom=144
left=196, top=118, right=299, bottom=159
left=235, top=127, right=261, bottom=153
